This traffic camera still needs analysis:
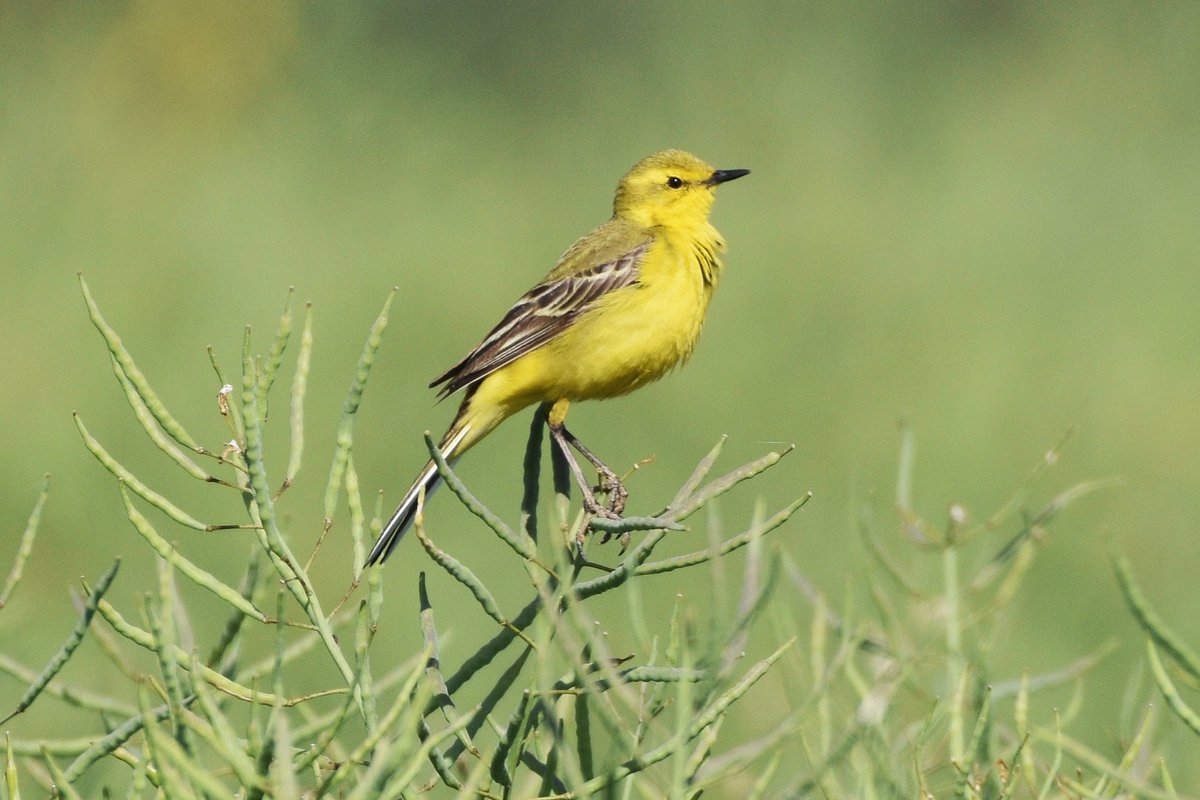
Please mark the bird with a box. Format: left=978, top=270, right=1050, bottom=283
left=365, top=149, right=749, bottom=566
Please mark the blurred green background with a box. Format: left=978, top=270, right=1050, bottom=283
left=3, top=0, right=1200, bottom=790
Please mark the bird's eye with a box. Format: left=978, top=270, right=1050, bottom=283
left=666, top=176, right=683, bottom=189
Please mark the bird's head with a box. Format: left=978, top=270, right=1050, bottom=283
left=612, top=149, right=749, bottom=230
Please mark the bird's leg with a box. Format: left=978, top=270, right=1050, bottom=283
left=545, top=398, right=628, bottom=521
left=547, top=421, right=619, bottom=520
left=556, top=424, right=628, bottom=517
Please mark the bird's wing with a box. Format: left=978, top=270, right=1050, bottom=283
left=431, top=240, right=650, bottom=398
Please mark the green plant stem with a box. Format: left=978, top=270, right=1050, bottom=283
left=943, top=541, right=964, bottom=766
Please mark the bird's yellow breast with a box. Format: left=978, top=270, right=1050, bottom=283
left=517, top=232, right=718, bottom=402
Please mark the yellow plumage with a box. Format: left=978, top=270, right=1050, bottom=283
left=366, top=149, right=748, bottom=565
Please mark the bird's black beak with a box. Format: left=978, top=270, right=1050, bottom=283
left=706, top=168, right=751, bottom=186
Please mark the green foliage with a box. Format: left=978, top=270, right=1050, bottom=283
left=0, top=285, right=1193, bottom=797
left=1117, top=557, right=1200, bottom=739
left=5, top=7, right=1200, bottom=787
left=3, top=283, right=802, bottom=797
left=768, top=426, right=1182, bottom=797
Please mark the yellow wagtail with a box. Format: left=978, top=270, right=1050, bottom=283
left=366, top=150, right=749, bottom=566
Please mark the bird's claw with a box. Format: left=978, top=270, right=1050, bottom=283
left=592, top=470, right=628, bottom=516
left=582, top=496, right=622, bottom=521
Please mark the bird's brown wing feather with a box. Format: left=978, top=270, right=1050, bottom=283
left=431, top=242, right=649, bottom=398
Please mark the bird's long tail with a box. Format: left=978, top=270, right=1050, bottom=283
left=364, top=423, right=473, bottom=567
